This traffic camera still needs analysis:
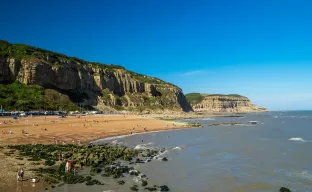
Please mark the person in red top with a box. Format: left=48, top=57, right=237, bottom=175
left=69, top=161, right=73, bottom=172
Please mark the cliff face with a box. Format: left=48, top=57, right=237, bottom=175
left=186, top=93, right=266, bottom=112
left=0, top=40, right=192, bottom=112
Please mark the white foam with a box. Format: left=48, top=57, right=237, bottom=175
left=286, top=171, right=312, bottom=181
left=95, top=128, right=184, bottom=143
left=289, top=138, right=305, bottom=142
left=172, top=146, right=182, bottom=150
left=134, top=142, right=154, bottom=150
left=200, top=118, right=215, bottom=121
left=153, top=150, right=169, bottom=160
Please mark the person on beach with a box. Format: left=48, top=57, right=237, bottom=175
left=61, top=153, right=65, bottom=161
left=17, top=171, right=21, bottom=182
left=20, top=169, right=24, bottom=181
left=69, top=161, right=73, bottom=172
left=65, top=161, right=69, bottom=172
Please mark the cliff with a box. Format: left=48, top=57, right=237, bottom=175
left=0, top=40, right=192, bottom=112
left=185, top=93, right=266, bottom=112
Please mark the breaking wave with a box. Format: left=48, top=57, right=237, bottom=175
left=289, top=138, right=305, bottom=142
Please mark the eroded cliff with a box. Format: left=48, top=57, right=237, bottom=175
left=185, top=93, right=266, bottom=112
left=0, top=40, right=192, bottom=112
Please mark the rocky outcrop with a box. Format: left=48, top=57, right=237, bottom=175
left=0, top=40, right=192, bottom=112
left=186, top=93, right=266, bottom=112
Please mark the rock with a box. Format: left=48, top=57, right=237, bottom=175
left=63, top=173, right=85, bottom=184
left=130, top=185, right=139, bottom=191
left=142, top=180, right=148, bottom=186
left=186, top=93, right=267, bottom=112
left=117, top=180, right=125, bottom=185
left=145, top=187, right=157, bottom=191
left=162, top=157, right=168, bottom=162
left=280, top=187, right=291, bottom=192
left=159, top=185, right=170, bottom=191
left=85, top=179, right=104, bottom=185
left=0, top=41, right=193, bottom=112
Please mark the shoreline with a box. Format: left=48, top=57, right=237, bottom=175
left=0, top=114, right=199, bottom=191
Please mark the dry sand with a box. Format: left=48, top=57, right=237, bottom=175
left=0, top=114, right=190, bottom=145
left=0, top=114, right=191, bottom=191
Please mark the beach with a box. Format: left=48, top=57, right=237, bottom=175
left=0, top=114, right=191, bottom=145
left=0, top=114, right=192, bottom=191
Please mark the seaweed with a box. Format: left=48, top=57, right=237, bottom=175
left=145, top=187, right=157, bottom=191
left=117, top=180, right=125, bottom=185
left=141, top=180, right=148, bottom=186
left=130, top=185, right=139, bottom=191
left=63, top=173, right=85, bottom=184
left=85, top=179, right=104, bottom=185
left=5, top=144, right=169, bottom=189
left=44, top=160, right=56, bottom=166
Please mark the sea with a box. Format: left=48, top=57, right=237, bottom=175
left=52, top=111, right=312, bottom=192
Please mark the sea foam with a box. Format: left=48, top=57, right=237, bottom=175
left=289, top=138, right=305, bottom=142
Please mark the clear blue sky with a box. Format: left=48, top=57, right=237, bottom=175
left=1, top=0, right=312, bottom=110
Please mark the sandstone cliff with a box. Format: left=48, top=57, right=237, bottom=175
left=0, top=40, right=192, bottom=112
left=185, top=93, right=266, bottom=112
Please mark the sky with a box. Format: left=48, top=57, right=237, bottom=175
left=1, top=0, right=312, bottom=110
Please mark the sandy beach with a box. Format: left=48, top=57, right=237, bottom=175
left=0, top=114, right=191, bottom=145
left=0, top=114, right=192, bottom=191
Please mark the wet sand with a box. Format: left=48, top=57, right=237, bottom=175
left=0, top=114, right=191, bottom=191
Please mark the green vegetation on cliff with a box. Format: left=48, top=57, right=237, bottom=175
left=0, top=81, right=78, bottom=111
left=0, top=40, right=172, bottom=85
left=185, top=93, right=206, bottom=105
left=0, top=40, right=192, bottom=112
left=186, top=92, right=248, bottom=105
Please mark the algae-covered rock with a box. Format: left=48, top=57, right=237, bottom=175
left=63, top=173, right=85, bottom=184
left=7, top=144, right=170, bottom=190
left=130, top=185, right=139, bottom=191
left=145, top=187, right=157, bottom=191
left=141, top=180, right=148, bottom=186
left=86, top=179, right=104, bottom=185
left=280, top=187, right=291, bottom=192
left=159, top=185, right=170, bottom=191
left=118, top=180, right=125, bottom=185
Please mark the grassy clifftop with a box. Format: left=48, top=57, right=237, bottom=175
left=185, top=93, right=248, bottom=105
left=0, top=40, right=190, bottom=111
left=0, top=40, right=176, bottom=87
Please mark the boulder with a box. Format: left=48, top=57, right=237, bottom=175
left=280, top=187, right=291, bottom=192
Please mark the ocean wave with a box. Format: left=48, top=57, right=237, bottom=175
left=289, top=138, right=305, bottom=142
left=172, top=146, right=182, bottom=150
left=134, top=142, right=155, bottom=150
left=200, top=118, right=215, bottom=121
left=286, top=171, right=312, bottom=181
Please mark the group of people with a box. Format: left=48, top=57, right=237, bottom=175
left=16, top=169, right=24, bottom=182
left=1, top=130, right=13, bottom=134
